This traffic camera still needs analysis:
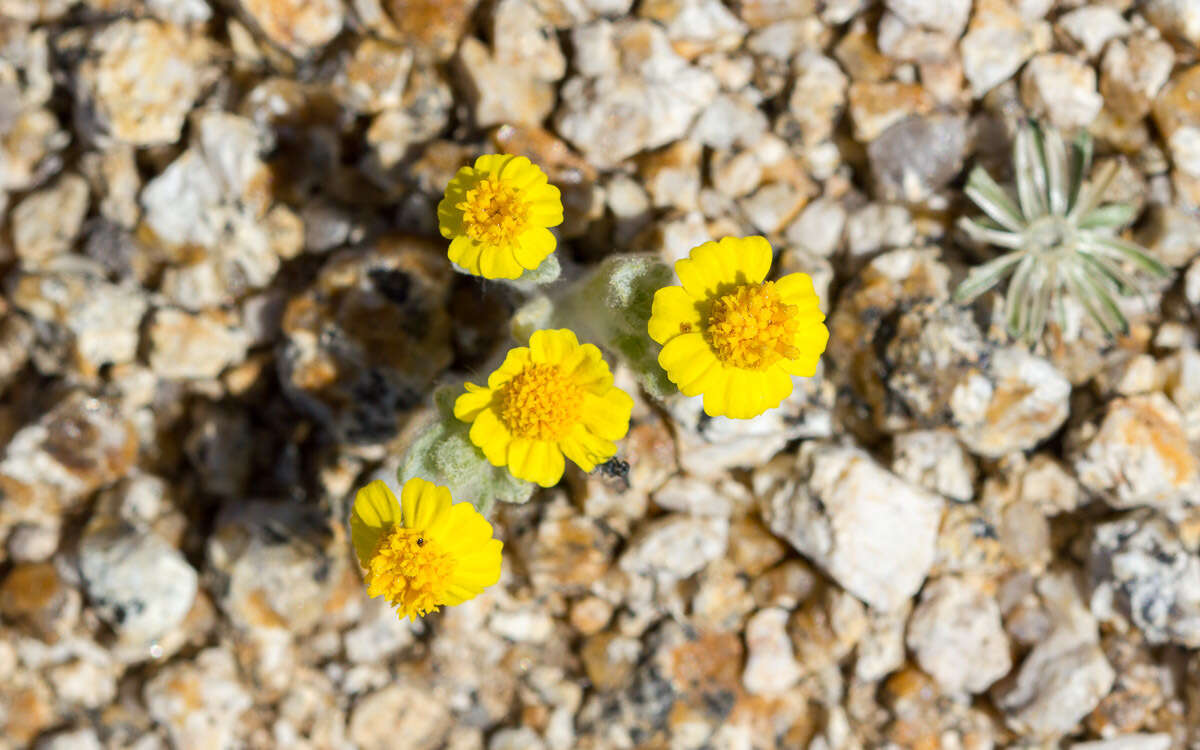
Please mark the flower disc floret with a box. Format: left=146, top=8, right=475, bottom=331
left=438, top=154, right=563, bottom=280
left=648, top=236, right=829, bottom=420
left=499, top=364, right=583, bottom=441
left=706, top=282, right=802, bottom=370
left=454, top=329, right=634, bottom=487
left=350, top=478, right=502, bottom=621
left=459, top=177, right=530, bottom=247
left=366, top=527, right=454, bottom=618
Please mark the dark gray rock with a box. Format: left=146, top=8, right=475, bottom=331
left=868, top=114, right=968, bottom=202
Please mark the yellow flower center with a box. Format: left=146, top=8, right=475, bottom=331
left=457, top=177, right=529, bottom=246
left=365, top=526, right=454, bottom=619
left=499, top=363, right=583, bottom=441
left=705, top=281, right=801, bottom=370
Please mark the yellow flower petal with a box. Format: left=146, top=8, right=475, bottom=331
left=447, top=235, right=483, bottom=274
left=564, top=346, right=613, bottom=392
left=529, top=328, right=581, bottom=364
left=686, top=360, right=726, bottom=397
left=527, top=185, right=564, bottom=224
left=779, top=323, right=830, bottom=376
left=454, top=383, right=494, bottom=422
left=659, top=333, right=721, bottom=393
left=469, top=408, right=513, bottom=465
left=437, top=197, right=466, bottom=239
left=350, top=480, right=402, bottom=567
left=560, top=425, right=617, bottom=472
left=451, top=547, right=503, bottom=585
left=436, top=516, right=498, bottom=559
left=674, top=236, right=773, bottom=299
left=479, top=245, right=523, bottom=280
left=513, top=226, right=556, bottom=270
left=734, top=236, right=775, bottom=283
left=425, top=500, right=490, bottom=543
left=722, top=370, right=755, bottom=419
left=506, top=437, right=534, bottom=479
left=449, top=543, right=503, bottom=588
left=488, top=348, right=533, bottom=388
left=702, top=368, right=791, bottom=419
left=508, top=438, right=565, bottom=487
left=774, top=272, right=821, bottom=311
left=555, top=343, right=593, bottom=381
left=581, top=389, right=633, bottom=441
left=700, top=367, right=733, bottom=418
left=451, top=566, right=502, bottom=593
left=458, top=328, right=632, bottom=483
left=474, top=153, right=514, bottom=175
left=496, top=154, right=543, bottom=187
left=400, top=477, right=452, bottom=531
left=648, top=285, right=704, bottom=345
left=439, top=154, right=563, bottom=280
left=763, top=365, right=795, bottom=409
left=352, top=480, right=401, bottom=531
left=356, top=477, right=503, bottom=620
left=529, top=439, right=567, bottom=486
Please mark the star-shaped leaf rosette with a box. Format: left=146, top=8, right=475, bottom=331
left=954, top=121, right=1171, bottom=343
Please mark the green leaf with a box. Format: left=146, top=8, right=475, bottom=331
left=399, top=389, right=536, bottom=513
left=1042, top=126, right=1070, bottom=215
left=958, top=216, right=1024, bottom=249
left=1005, top=255, right=1037, bottom=337
left=1067, top=129, right=1094, bottom=211
left=516, top=253, right=562, bottom=285
left=1079, top=234, right=1171, bottom=278
left=1077, top=203, right=1137, bottom=231
left=964, top=166, right=1025, bottom=231
left=1015, top=123, right=1049, bottom=220
left=510, top=294, right=555, bottom=344
left=953, top=250, right=1026, bottom=303
left=1069, top=160, right=1119, bottom=223
left=1070, top=262, right=1129, bottom=337
left=1078, top=251, right=1142, bottom=297
left=1062, top=265, right=1115, bottom=337
left=1020, top=262, right=1054, bottom=341
left=1027, top=268, right=1054, bottom=343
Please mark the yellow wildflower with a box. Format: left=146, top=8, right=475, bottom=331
left=454, top=329, right=633, bottom=487
left=648, top=236, right=829, bottom=419
left=437, top=153, right=564, bottom=280
left=350, top=478, right=502, bottom=620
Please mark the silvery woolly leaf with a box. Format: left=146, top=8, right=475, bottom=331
left=1041, top=126, right=1070, bottom=215
left=1069, top=160, right=1118, bottom=222
left=1067, top=129, right=1094, bottom=210
left=1005, top=255, right=1037, bottom=336
left=1077, top=203, right=1136, bottom=231
left=958, top=215, right=1024, bottom=249
left=1014, top=124, right=1049, bottom=220
left=1079, top=234, right=1170, bottom=278
left=964, top=166, right=1024, bottom=231
left=1074, top=262, right=1129, bottom=336
left=953, top=250, right=1026, bottom=303
left=1061, top=264, right=1113, bottom=337
left=1078, top=250, right=1143, bottom=297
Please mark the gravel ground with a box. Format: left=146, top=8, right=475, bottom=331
left=2, top=1, right=1200, bottom=749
